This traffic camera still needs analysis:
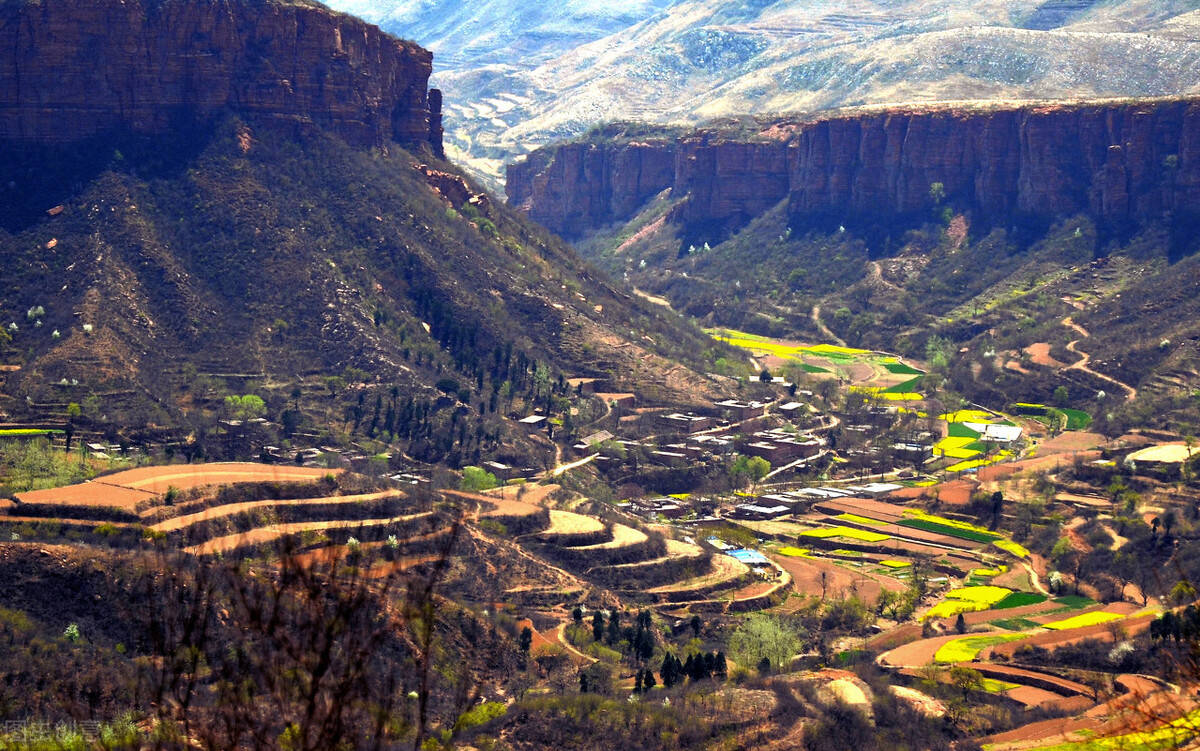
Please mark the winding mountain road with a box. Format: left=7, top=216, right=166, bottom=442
left=1061, top=317, right=1137, bottom=401
left=811, top=305, right=846, bottom=346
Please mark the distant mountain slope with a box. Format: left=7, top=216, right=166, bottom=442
left=326, top=0, right=1200, bottom=188
left=510, top=102, right=1200, bottom=435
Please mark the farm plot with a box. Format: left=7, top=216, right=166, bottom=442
left=799, top=526, right=890, bottom=543
left=100, top=463, right=340, bottom=493
left=184, top=512, right=434, bottom=556
left=535, top=510, right=606, bottom=543
left=647, top=555, right=751, bottom=600
left=14, top=482, right=156, bottom=512
left=935, top=634, right=1028, bottom=663
left=924, top=586, right=1015, bottom=620
left=149, top=490, right=404, bottom=534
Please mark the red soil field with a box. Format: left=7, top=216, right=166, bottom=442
left=986, top=613, right=1156, bottom=659
left=771, top=552, right=902, bottom=606
left=877, top=633, right=978, bottom=668
left=148, top=490, right=404, bottom=533
left=1040, top=432, right=1107, bottom=453
left=13, top=463, right=343, bottom=511
left=183, top=512, right=433, bottom=556
left=15, top=482, right=156, bottom=511
left=977, top=452, right=1102, bottom=481
left=102, top=463, right=341, bottom=493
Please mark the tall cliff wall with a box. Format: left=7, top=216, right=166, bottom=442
left=0, top=0, right=442, bottom=152
left=507, top=99, right=1200, bottom=238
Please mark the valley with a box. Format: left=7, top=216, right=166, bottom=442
left=3, top=0, right=1200, bottom=749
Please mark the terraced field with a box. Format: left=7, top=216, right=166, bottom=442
left=184, top=513, right=435, bottom=556
left=12, top=463, right=342, bottom=512
left=148, top=490, right=404, bottom=534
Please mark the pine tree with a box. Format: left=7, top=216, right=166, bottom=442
left=643, top=670, right=657, bottom=691
left=661, top=653, right=677, bottom=688
left=572, top=607, right=584, bottom=626
left=592, top=611, right=604, bottom=642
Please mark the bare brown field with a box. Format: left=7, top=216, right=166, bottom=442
left=978, top=452, right=1102, bottom=481
left=148, top=491, right=405, bottom=533
left=1025, top=342, right=1065, bottom=368
left=484, top=483, right=560, bottom=505
left=14, top=482, right=156, bottom=511
left=607, top=539, right=706, bottom=572
left=183, top=512, right=433, bottom=556
left=877, top=633, right=978, bottom=668
left=649, top=555, right=748, bottom=594
left=540, top=510, right=605, bottom=537
left=569, top=523, right=647, bottom=550
left=1039, top=432, right=1107, bottom=453
left=103, top=463, right=340, bottom=493
left=771, top=551, right=903, bottom=605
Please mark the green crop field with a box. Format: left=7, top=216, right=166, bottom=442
left=883, top=361, right=924, bottom=375
left=897, top=518, right=1000, bottom=544
left=993, top=592, right=1046, bottom=609
left=884, top=377, right=923, bottom=394
left=1052, top=595, right=1096, bottom=609
left=948, top=422, right=983, bottom=438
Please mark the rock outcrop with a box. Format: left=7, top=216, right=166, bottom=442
left=507, top=99, right=1200, bottom=238
left=0, top=0, right=442, bottom=153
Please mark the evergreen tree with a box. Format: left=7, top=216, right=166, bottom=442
left=572, top=607, right=584, bottom=626
left=643, top=670, right=657, bottom=691
left=607, top=610, right=621, bottom=646
left=661, top=653, right=678, bottom=688
left=592, top=611, right=604, bottom=642
left=714, top=651, right=728, bottom=680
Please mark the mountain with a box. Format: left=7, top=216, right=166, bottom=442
left=509, top=99, right=1200, bottom=435
left=0, top=0, right=719, bottom=460
left=325, top=0, right=1200, bottom=188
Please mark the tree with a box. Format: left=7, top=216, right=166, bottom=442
left=572, top=607, right=583, bottom=626
left=728, top=614, right=804, bottom=676
left=690, top=614, right=702, bottom=638
left=223, top=394, right=266, bottom=421
left=929, top=182, right=946, bottom=205
left=950, top=665, right=984, bottom=695
left=1053, top=385, right=1070, bottom=407
left=592, top=611, right=604, bottom=643
left=518, top=626, right=533, bottom=655
left=759, top=368, right=772, bottom=383
left=730, top=455, right=771, bottom=492
left=459, top=466, right=498, bottom=492
left=955, top=613, right=967, bottom=635
left=643, top=670, right=656, bottom=691
left=606, top=610, right=621, bottom=646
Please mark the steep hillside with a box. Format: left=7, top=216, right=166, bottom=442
left=511, top=101, right=1200, bottom=435
left=329, top=0, right=1200, bottom=187
left=0, top=0, right=721, bottom=459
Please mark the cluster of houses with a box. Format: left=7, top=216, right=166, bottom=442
left=730, top=482, right=903, bottom=520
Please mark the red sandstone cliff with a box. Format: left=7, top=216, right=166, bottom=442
left=0, top=0, right=442, bottom=153
left=507, top=99, right=1200, bottom=237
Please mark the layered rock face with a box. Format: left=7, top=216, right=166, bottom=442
left=507, top=99, right=1200, bottom=237
left=0, top=0, right=442, bottom=153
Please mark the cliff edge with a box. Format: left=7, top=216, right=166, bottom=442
left=0, top=0, right=443, bottom=153
left=507, top=99, right=1200, bottom=239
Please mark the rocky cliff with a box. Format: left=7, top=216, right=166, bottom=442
left=508, top=98, right=1200, bottom=238
left=0, top=0, right=442, bottom=153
